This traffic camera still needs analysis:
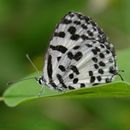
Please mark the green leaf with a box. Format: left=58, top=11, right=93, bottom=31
left=2, top=48, right=130, bottom=107
left=2, top=81, right=130, bottom=107
left=3, top=76, right=59, bottom=107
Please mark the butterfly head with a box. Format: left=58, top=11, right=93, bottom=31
left=35, top=76, right=46, bottom=85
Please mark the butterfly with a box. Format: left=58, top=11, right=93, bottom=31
left=37, top=12, right=119, bottom=91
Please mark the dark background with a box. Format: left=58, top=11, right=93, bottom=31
left=0, top=0, right=130, bottom=129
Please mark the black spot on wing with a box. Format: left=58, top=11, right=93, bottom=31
left=80, top=83, right=85, bottom=88
left=70, top=65, right=80, bottom=75
left=50, top=82, right=57, bottom=89
left=73, top=52, right=83, bottom=61
left=99, top=53, right=105, bottom=58
left=91, top=20, right=97, bottom=26
left=77, top=13, right=84, bottom=20
left=106, top=78, right=111, bottom=83
left=98, top=69, right=104, bottom=74
left=92, top=57, right=98, bottom=63
left=50, top=45, right=67, bottom=54
left=100, top=44, right=105, bottom=48
left=70, top=34, right=80, bottom=41
left=73, top=46, right=80, bottom=50
left=69, top=73, right=74, bottom=79
left=86, top=44, right=93, bottom=48
left=68, top=26, right=76, bottom=34
left=68, top=12, right=75, bottom=17
left=81, top=24, right=88, bottom=29
left=106, top=50, right=110, bottom=54
left=62, top=19, right=72, bottom=24
left=67, top=51, right=83, bottom=61
left=90, top=76, right=95, bottom=83
left=57, top=74, right=67, bottom=88
left=73, top=78, right=78, bottom=84
left=99, top=61, right=106, bottom=67
left=68, top=86, right=75, bottom=90
left=88, top=71, right=93, bottom=76
left=67, top=52, right=73, bottom=60
left=95, top=47, right=100, bottom=52
left=47, top=55, right=53, bottom=80
left=57, top=56, right=61, bottom=62
left=91, top=49, right=98, bottom=55
left=93, top=83, right=99, bottom=86
left=97, top=76, right=102, bottom=81
left=84, top=16, right=90, bottom=23
left=81, top=35, right=88, bottom=40
left=94, top=64, right=99, bottom=69
left=59, top=65, right=66, bottom=72
left=74, top=20, right=81, bottom=25
left=54, top=32, right=65, bottom=38
left=87, top=30, right=94, bottom=36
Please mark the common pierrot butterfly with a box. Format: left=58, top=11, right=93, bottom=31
left=37, top=12, right=120, bottom=91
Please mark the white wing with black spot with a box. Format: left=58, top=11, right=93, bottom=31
left=42, top=12, right=117, bottom=91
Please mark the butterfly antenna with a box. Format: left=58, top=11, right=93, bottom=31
left=26, top=54, right=40, bottom=75
left=7, top=77, right=36, bottom=86
left=7, top=55, right=40, bottom=86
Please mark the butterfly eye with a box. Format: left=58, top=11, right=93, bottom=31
left=38, top=76, right=44, bottom=85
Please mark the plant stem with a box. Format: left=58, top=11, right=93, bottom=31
left=0, top=97, right=4, bottom=101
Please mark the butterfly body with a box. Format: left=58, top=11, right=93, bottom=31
left=39, top=12, right=117, bottom=91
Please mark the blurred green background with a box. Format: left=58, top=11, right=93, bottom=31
left=0, top=0, right=130, bottom=129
